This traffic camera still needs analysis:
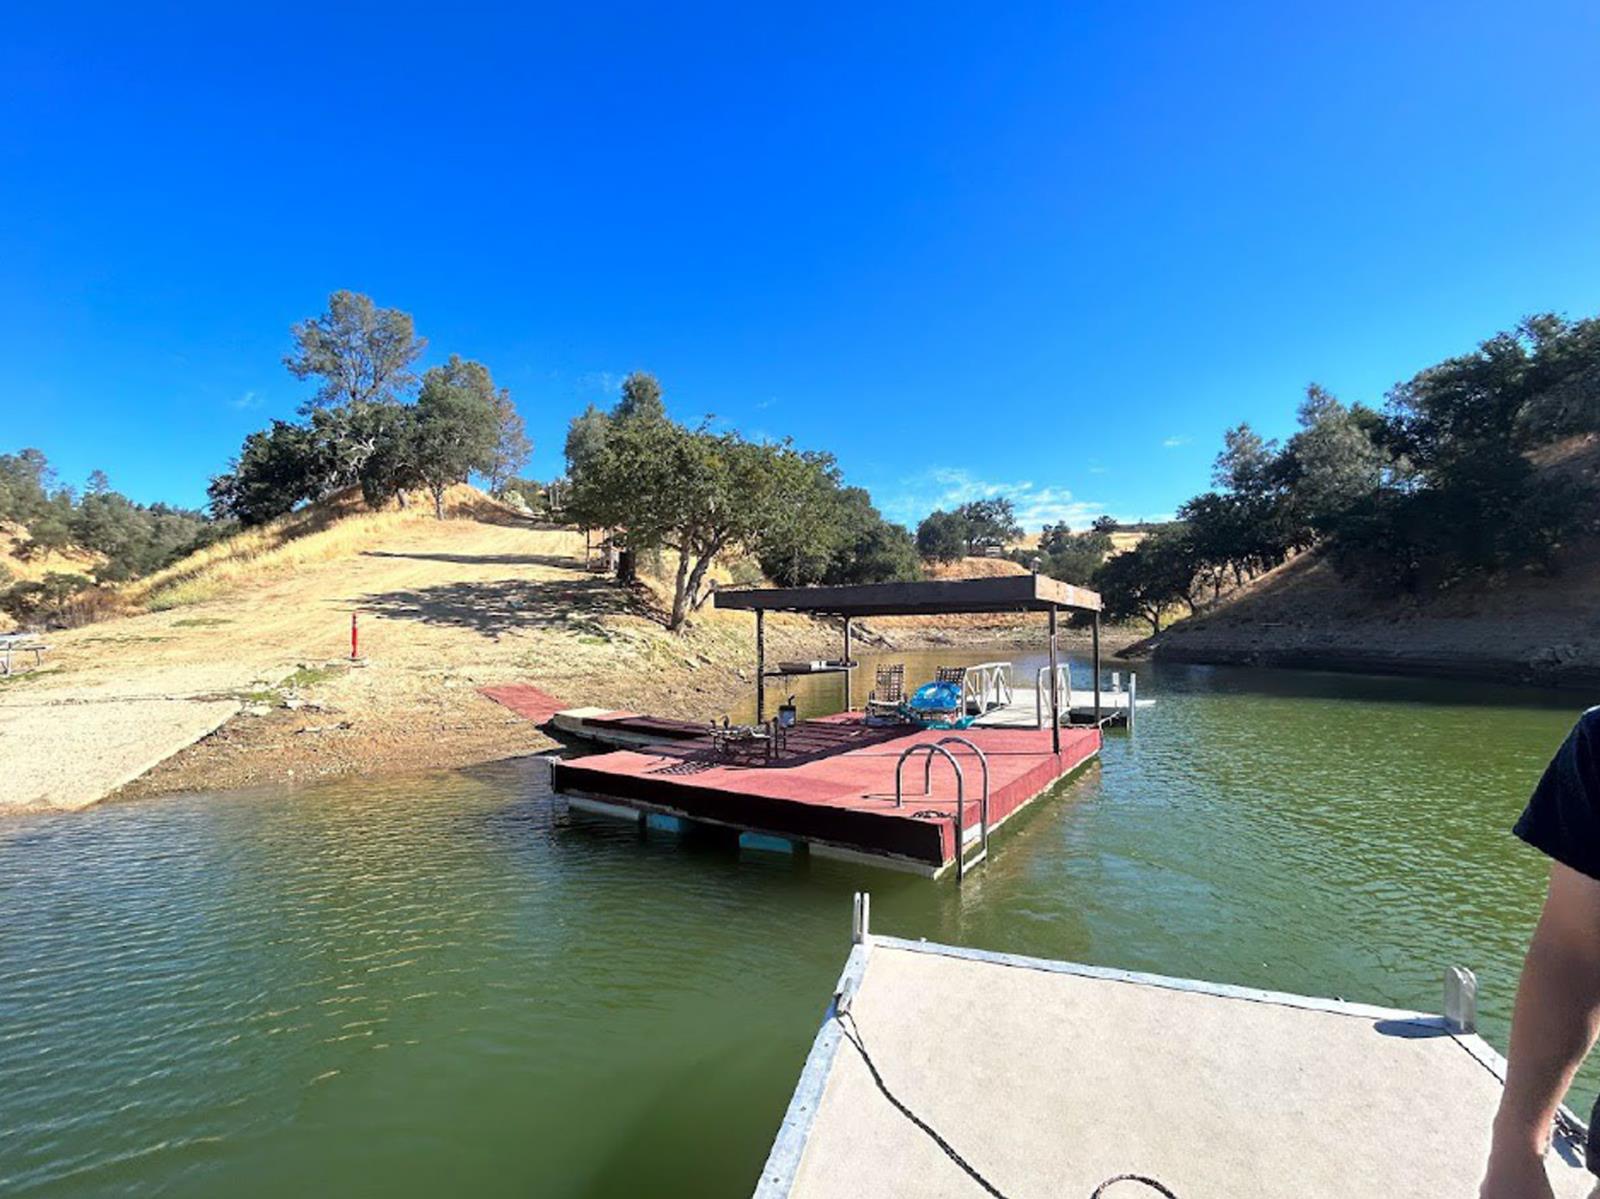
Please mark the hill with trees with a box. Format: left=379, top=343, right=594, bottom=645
left=0, top=450, right=220, bottom=627
left=3, top=290, right=933, bottom=638
left=1094, top=311, right=1600, bottom=682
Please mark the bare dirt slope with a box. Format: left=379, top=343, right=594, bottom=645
left=1, top=495, right=827, bottom=810
left=1138, top=438, right=1600, bottom=688
left=1139, top=501, right=1600, bottom=692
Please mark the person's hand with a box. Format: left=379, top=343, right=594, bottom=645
left=1480, top=1145, right=1556, bottom=1199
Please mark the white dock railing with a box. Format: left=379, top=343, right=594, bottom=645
left=961, top=661, right=1012, bottom=715
left=1035, top=662, right=1071, bottom=728
left=1035, top=663, right=1139, bottom=731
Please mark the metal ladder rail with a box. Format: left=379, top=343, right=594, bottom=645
left=893, top=743, right=975, bottom=881
left=934, top=736, right=990, bottom=873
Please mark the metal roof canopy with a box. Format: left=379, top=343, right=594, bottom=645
left=712, top=574, right=1102, bottom=618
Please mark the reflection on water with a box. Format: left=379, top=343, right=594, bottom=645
left=0, top=659, right=1588, bottom=1197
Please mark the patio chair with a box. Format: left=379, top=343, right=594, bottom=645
left=864, top=664, right=907, bottom=722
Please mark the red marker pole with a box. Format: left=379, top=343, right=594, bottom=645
left=351, top=611, right=360, bottom=661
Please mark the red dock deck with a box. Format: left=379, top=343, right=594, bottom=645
left=549, top=715, right=1100, bottom=876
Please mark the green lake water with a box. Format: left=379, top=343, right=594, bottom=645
left=0, top=656, right=1591, bottom=1196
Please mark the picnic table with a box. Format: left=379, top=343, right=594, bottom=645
left=0, top=633, right=49, bottom=676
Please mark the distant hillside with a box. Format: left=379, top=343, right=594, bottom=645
left=1, top=521, right=103, bottom=584
left=1138, top=439, right=1600, bottom=688
left=924, top=555, right=1031, bottom=580
left=0, top=521, right=106, bottom=632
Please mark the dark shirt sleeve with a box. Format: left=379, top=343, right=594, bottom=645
left=1514, top=708, right=1600, bottom=882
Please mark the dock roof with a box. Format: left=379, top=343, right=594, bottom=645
left=712, top=574, right=1101, bottom=617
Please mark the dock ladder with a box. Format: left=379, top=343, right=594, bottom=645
left=893, top=736, right=991, bottom=880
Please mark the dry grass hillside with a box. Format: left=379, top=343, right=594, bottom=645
left=2, top=486, right=834, bottom=808
left=1140, top=438, right=1600, bottom=688
left=0, top=521, right=105, bottom=631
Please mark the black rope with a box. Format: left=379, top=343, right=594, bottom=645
left=833, top=1010, right=1178, bottom=1199
left=1090, top=1176, right=1179, bottom=1198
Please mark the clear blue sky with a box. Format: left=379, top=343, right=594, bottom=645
left=4, top=3, right=1598, bottom=528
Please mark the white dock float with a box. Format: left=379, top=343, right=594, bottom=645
left=756, top=895, right=1591, bottom=1199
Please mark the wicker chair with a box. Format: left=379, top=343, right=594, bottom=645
left=864, top=664, right=907, bottom=721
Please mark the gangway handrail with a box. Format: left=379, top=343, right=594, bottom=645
left=1035, top=661, right=1072, bottom=728
left=960, top=661, right=1013, bottom=715
left=893, top=741, right=987, bottom=881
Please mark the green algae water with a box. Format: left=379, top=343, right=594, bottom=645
left=1, top=660, right=1590, bottom=1197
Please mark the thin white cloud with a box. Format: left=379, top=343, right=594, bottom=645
left=577, top=370, right=623, bottom=399
left=884, top=467, right=1111, bottom=531
left=230, top=390, right=262, bottom=410
left=1161, top=435, right=1190, bottom=448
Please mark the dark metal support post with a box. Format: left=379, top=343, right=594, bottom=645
left=1048, top=606, right=1060, bottom=755
left=755, top=609, right=766, bottom=723
left=1092, top=610, right=1102, bottom=727
left=842, top=616, right=853, bottom=711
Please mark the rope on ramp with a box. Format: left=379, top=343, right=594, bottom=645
left=834, top=1009, right=1179, bottom=1199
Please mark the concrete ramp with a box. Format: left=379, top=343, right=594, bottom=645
left=0, top=697, right=238, bottom=812
left=759, top=900, right=1592, bottom=1198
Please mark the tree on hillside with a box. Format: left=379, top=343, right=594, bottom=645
left=352, top=403, right=423, bottom=510
left=411, top=356, right=503, bottom=518
left=562, top=375, right=898, bottom=629
left=956, top=498, right=1021, bottom=553
left=1278, top=385, right=1389, bottom=531
left=826, top=488, right=921, bottom=584
left=755, top=468, right=923, bottom=587
left=0, top=450, right=75, bottom=556
left=1031, top=522, right=1113, bottom=586
left=207, top=421, right=320, bottom=525
left=1513, top=314, right=1600, bottom=443
left=486, top=393, right=532, bottom=493
left=1095, top=529, right=1197, bottom=634
left=568, top=414, right=790, bottom=630
left=563, top=405, right=611, bottom=481
left=1212, top=424, right=1278, bottom=496
left=614, top=371, right=666, bottom=421
left=915, top=510, right=968, bottom=563
left=285, top=291, right=427, bottom=410
left=755, top=450, right=848, bottom=586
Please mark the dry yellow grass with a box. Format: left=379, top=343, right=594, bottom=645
left=124, top=486, right=524, bottom=611
left=924, top=555, right=1030, bottom=579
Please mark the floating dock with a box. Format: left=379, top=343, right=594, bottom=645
left=756, top=896, right=1593, bottom=1198
left=543, top=575, right=1132, bottom=877
left=550, top=712, right=1100, bottom=877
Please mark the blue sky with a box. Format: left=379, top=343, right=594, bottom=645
left=3, top=3, right=1598, bottom=528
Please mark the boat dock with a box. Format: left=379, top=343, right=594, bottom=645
left=550, top=713, right=1100, bottom=877
left=757, top=895, right=1593, bottom=1198
left=548, top=575, right=1123, bottom=878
